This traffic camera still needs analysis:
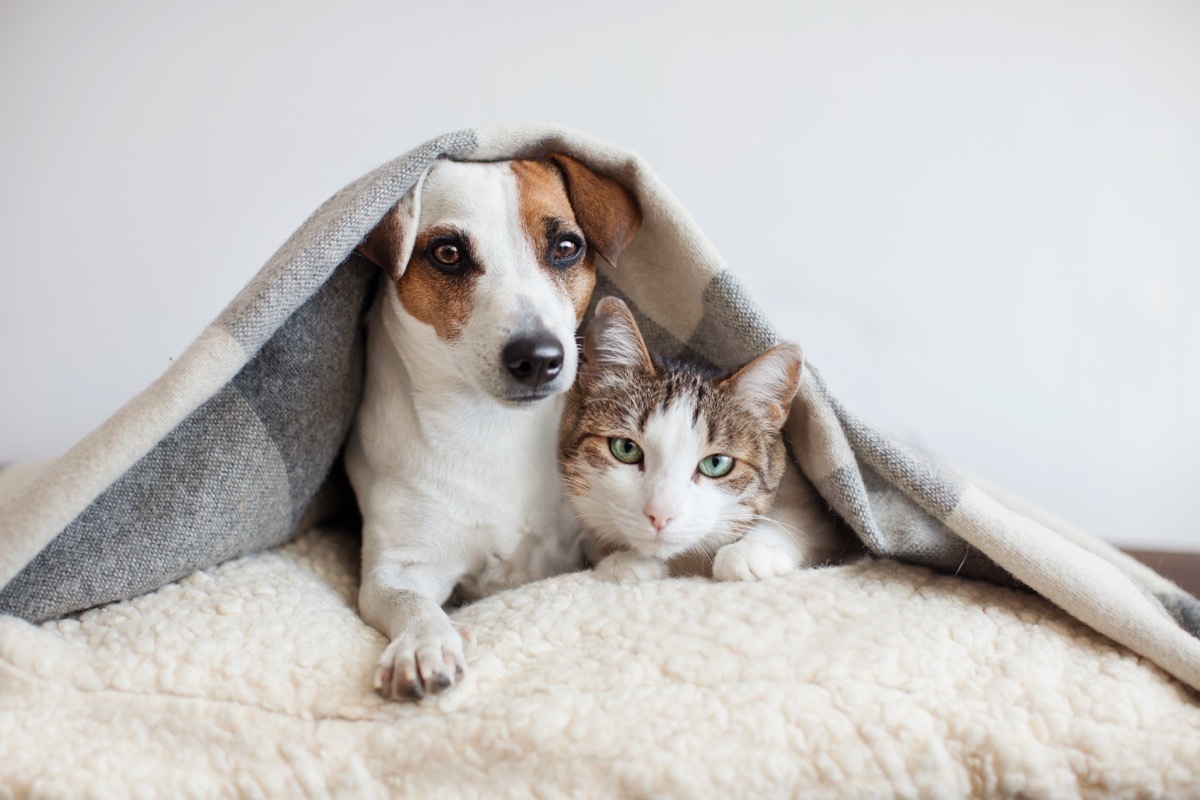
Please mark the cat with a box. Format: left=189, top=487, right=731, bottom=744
left=558, top=296, right=848, bottom=583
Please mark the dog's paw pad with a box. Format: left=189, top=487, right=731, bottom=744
left=712, top=540, right=796, bottom=582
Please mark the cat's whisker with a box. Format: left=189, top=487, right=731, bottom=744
left=715, top=512, right=812, bottom=542
left=587, top=530, right=620, bottom=548
left=571, top=512, right=615, bottom=524
left=682, top=538, right=720, bottom=566
left=753, top=520, right=814, bottom=543
left=739, top=513, right=803, bottom=532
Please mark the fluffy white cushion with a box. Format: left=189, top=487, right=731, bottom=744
left=1, top=527, right=1197, bottom=797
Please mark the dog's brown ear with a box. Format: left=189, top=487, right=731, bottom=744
left=355, top=174, right=425, bottom=281
left=549, top=154, right=642, bottom=267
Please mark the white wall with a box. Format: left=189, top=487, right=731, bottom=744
left=2, top=0, right=1197, bottom=550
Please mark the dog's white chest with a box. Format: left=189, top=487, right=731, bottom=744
left=443, top=428, right=581, bottom=598
left=346, top=327, right=582, bottom=605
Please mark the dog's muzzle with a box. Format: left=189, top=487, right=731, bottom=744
left=503, top=332, right=564, bottom=390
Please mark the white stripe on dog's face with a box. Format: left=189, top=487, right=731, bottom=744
left=391, top=159, right=596, bottom=404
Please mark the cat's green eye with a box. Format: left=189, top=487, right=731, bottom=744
left=609, top=437, right=643, bottom=464
left=698, top=454, right=735, bottom=478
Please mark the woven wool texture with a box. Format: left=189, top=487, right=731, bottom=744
left=0, top=124, right=1198, bottom=696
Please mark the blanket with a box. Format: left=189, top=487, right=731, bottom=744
left=1, top=123, right=1198, bottom=701
left=2, top=525, right=1197, bottom=797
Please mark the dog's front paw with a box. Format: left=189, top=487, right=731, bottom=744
left=595, top=550, right=669, bottom=583
left=374, top=620, right=466, bottom=701
left=712, top=539, right=797, bottom=582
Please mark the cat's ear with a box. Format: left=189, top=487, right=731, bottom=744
left=581, top=296, right=654, bottom=378
left=721, top=342, right=804, bottom=428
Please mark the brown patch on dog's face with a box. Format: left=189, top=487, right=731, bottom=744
left=511, top=159, right=596, bottom=322
left=395, top=225, right=480, bottom=340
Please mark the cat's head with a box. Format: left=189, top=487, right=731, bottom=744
left=559, top=297, right=804, bottom=561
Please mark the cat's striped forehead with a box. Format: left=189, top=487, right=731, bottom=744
left=578, top=360, right=776, bottom=448
left=607, top=367, right=710, bottom=435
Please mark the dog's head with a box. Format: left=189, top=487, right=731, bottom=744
left=358, top=155, right=641, bottom=405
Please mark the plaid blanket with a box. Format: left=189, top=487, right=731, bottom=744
left=2, top=124, right=1197, bottom=694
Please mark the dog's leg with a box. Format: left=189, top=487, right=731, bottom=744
left=359, top=562, right=465, bottom=701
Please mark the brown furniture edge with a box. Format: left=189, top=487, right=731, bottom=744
left=1126, top=550, right=1200, bottom=598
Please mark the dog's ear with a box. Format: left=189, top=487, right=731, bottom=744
left=581, top=296, right=655, bottom=382
left=549, top=154, right=642, bottom=267
left=356, top=172, right=427, bottom=281
left=719, top=342, right=804, bottom=429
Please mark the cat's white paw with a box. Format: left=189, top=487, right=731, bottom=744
left=374, top=619, right=466, bottom=701
left=712, top=539, right=798, bottom=581
left=595, top=550, right=669, bottom=583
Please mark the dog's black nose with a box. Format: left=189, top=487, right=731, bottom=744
left=504, top=333, right=565, bottom=388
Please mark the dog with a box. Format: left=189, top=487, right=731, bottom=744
left=345, top=154, right=641, bottom=700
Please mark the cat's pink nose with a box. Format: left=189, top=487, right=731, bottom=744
left=645, top=510, right=674, bottom=532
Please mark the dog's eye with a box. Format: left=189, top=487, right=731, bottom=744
left=432, top=243, right=462, bottom=267
left=551, top=235, right=584, bottom=267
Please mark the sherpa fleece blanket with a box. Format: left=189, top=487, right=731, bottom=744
left=2, top=522, right=1198, bottom=797
left=1, top=124, right=1199, bottom=792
